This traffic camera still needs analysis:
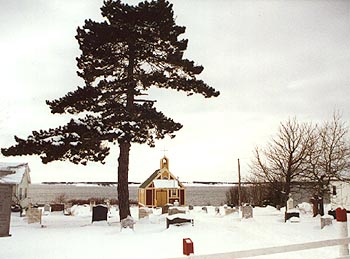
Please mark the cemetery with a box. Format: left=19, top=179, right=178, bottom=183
left=1, top=198, right=350, bottom=259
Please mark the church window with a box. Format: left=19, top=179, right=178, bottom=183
left=170, top=189, right=178, bottom=197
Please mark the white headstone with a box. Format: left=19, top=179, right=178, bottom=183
left=104, top=199, right=111, bottom=211
left=64, top=203, right=72, bottom=215
left=138, top=207, right=152, bottom=219
left=27, top=208, right=42, bottom=224
left=287, top=195, right=294, bottom=211
left=120, top=216, right=136, bottom=230
left=44, top=204, right=51, bottom=212
left=90, top=201, right=96, bottom=212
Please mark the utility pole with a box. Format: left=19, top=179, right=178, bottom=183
left=238, top=158, right=242, bottom=207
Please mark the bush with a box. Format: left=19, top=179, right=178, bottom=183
left=226, top=183, right=284, bottom=207
left=67, top=198, right=138, bottom=206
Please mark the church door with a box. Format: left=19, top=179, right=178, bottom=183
left=156, top=190, right=167, bottom=207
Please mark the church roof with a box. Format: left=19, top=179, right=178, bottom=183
left=139, top=169, right=160, bottom=188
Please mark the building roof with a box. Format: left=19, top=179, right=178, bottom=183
left=139, top=169, right=184, bottom=189
left=0, top=162, right=31, bottom=184
left=139, top=170, right=160, bottom=188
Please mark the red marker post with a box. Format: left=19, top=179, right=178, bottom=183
left=336, top=208, right=349, bottom=257
left=183, top=238, right=194, bottom=256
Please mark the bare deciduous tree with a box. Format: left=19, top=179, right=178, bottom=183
left=250, top=118, right=314, bottom=205
left=303, top=113, right=350, bottom=214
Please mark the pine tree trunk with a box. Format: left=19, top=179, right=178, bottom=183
left=117, top=141, right=131, bottom=220
left=116, top=40, right=135, bottom=221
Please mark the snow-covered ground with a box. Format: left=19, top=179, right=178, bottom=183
left=0, top=204, right=347, bottom=259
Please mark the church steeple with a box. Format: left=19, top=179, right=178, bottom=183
left=160, top=156, right=169, bottom=170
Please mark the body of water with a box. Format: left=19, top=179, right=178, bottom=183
left=28, top=184, right=232, bottom=206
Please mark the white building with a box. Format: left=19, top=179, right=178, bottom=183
left=0, top=162, right=31, bottom=206
left=330, top=181, right=350, bottom=210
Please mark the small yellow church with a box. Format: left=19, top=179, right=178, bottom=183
left=138, top=156, right=185, bottom=207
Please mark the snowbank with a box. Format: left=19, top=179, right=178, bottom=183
left=0, top=204, right=346, bottom=259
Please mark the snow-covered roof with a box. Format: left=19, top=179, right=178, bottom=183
left=0, top=162, right=30, bottom=184
left=153, top=179, right=179, bottom=189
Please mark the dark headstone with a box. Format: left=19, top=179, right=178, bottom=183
left=92, top=205, right=108, bottom=222
left=188, top=205, right=194, bottom=210
left=328, top=210, right=336, bottom=219
left=166, top=216, right=194, bottom=229
left=11, top=205, right=21, bottom=213
left=285, top=211, right=300, bottom=222
left=162, top=204, right=173, bottom=214
left=202, top=207, right=208, bottom=213
left=50, top=204, right=64, bottom=212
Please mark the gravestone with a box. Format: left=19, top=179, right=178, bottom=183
left=286, top=194, right=294, bottom=211
left=104, top=199, right=111, bottom=211
left=284, top=209, right=300, bottom=222
left=285, top=194, right=299, bottom=222
left=121, top=216, right=136, bottom=230
left=162, top=204, right=173, bottom=214
left=92, top=205, right=108, bottom=222
left=202, top=207, right=208, bottom=213
left=168, top=207, right=186, bottom=216
left=27, top=208, right=42, bottom=224
left=64, top=203, right=72, bottom=215
left=44, top=204, right=51, bottom=213
left=225, top=207, right=235, bottom=215
left=188, top=205, right=194, bottom=210
left=215, top=207, right=220, bottom=214
left=139, top=207, right=152, bottom=219
left=50, top=204, right=64, bottom=212
left=242, top=205, right=253, bottom=219
left=321, top=216, right=333, bottom=229
left=90, top=200, right=96, bottom=212
left=0, top=184, right=13, bottom=237
left=328, top=210, right=336, bottom=219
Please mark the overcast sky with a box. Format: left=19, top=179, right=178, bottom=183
left=0, top=0, right=349, bottom=183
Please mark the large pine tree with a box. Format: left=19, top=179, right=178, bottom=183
left=1, top=0, right=219, bottom=220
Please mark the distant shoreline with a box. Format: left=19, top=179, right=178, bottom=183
left=40, top=181, right=239, bottom=186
